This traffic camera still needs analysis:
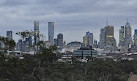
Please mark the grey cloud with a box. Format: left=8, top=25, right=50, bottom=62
left=0, top=0, right=29, bottom=6
left=0, top=0, right=137, bottom=42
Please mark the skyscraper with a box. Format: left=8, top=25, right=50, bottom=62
left=87, top=32, right=93, bottom=46
left=118, top=21, right=132, bottom=52
left=119, top=26, right=125, bottom=47
left=105, top=25, right=117, bottom=51
left=99, top=25, right=117, bottom=52
left=99, top=28, right=105, bottom=49
left=83, top=32, right=93, bottom=46
left=57, top=33, right=63, bottom=48
left=125, top=21, right=132, bottom=48
left=34, top=20, right=39, bottom=44
left=94, top=39, right=98, bottom=48
left=6, top=31, right=12, bottom=40
left=28, top=36, right=32, bottom=46
left=134, top=29, right=137, bottom=46
left=54, top=38, right=58, bottom=46
left=48, top=22, right=54, bottom=46
left=104, top=26, right=116, bottom=46
left=83, top=36, right=89, bottom=46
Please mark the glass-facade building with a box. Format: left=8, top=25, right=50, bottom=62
left=83, top=32, right=93, bottom=46
left=34, top=20, right=39, bottom=44
left=125, top=22, right=132, bottom=48
left=119, top=26, right=125, bottom=46
left=134, top=29, right=137, bottom=46
left=57, top=33, right=63, bottom=48
left=99, top=28, right=105, bottom=49
left=48, top=22, right=54, bottom=46
left=7, top=31, right=12, bottom=40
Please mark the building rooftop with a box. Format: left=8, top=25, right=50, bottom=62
left=128, top=74, right=137, bottom=81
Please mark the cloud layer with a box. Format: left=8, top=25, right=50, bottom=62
left=0, top=0, right=137, bottom=43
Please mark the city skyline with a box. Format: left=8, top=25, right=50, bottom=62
left=1, top=1, right=137, bottom=81
left=0, top=0, right=137, bottom=43
left=5, top=20, right=137, bottom=53
left=0, top=19, right=137, bottom=44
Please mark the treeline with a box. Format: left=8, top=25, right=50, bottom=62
left=0, top=47, right=137, bottom=81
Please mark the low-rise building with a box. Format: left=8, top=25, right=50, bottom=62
left=73, top=48, right=98, bottom=59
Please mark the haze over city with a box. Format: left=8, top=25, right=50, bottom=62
left=0, top=0, right=137, bottom=43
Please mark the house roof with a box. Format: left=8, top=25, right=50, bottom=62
left=128, top=74, right=137, bottom=81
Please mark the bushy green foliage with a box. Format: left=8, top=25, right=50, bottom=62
left=0, top=49, right=136, bottom=81
left=0, top=36, right=16, bottom=51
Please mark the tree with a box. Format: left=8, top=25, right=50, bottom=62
left=0, top=36, right=16, bottom=51
left=7, top=40, right=16, bottom=51
left=36, top=41, right=45, bottom=54
left=35, top=46, right=58, bottom=64
left=16, top=30, right=31, bottom=40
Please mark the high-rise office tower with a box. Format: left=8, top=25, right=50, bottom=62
left=48, top=22, right=54, bottom=46
left=54, top=38, right=58, bottom=46
left=105, top=25, right=116, bottom=47
left=34, top=20, right=39, bottom=44
left=118, top=21, right=132, bottom=52
left=134, top=29, right=137, bottom=46
left=99, top=28, right=105, bottom=49
left=119, top=26, right=125, bottom=47
left=83, top=35, right=89, bottom=46
left=57, top=33, right=63, bottom=48
left=94, top=39, right=98, bottom=48
left=99, top=25, right=117, bottom=51
left=28, top=36, right=32, bottom=46
left=125, top=21, right=132, bottom=47
left=83, top=32, right=93, bottom=46
left=6, top=31, right=12, bottom=40
left=17, top=39, right=22, bottom=51
left=87, top=32, right=93, bottom=46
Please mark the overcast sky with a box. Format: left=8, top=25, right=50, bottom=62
left=0, top=0, right=137, bottom=44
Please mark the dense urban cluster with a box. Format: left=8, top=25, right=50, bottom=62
left=0, top=20, right=137, bottom=81
left=1, top=20, right=136, bottom=53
